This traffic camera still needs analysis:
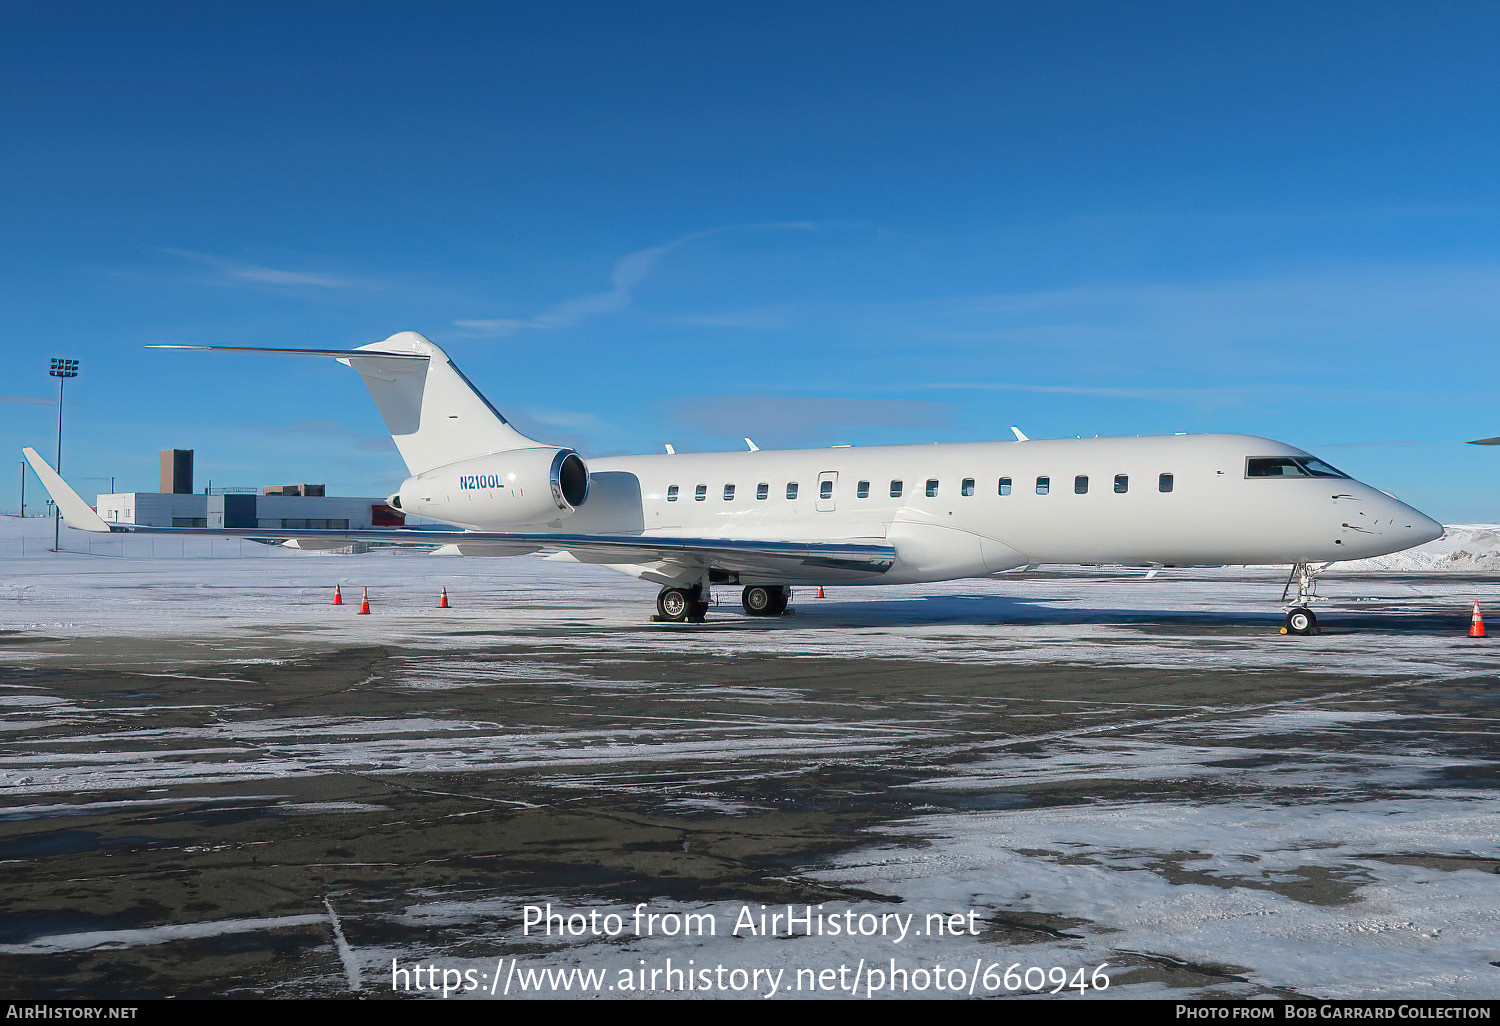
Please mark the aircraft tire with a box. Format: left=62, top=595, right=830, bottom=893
left=657, top=588, right=693, bottom=622
left=1284, top=606, right=1318, bottom=635
left=742, top=585, right=789, bottom=616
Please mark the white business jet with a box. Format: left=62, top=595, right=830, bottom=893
left=24, top=332, right=1443, bottom=634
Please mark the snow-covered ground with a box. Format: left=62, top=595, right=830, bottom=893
left=1340, top=524, right=1500, bottom=572
left=1, top=515, right=1496, bottom=671
left=1, top=514, right=1496, bottom=999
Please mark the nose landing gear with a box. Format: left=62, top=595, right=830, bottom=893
left=1280, top=561, right=1328, bottom=635
left=1283, top=605, right=1318, bottom=635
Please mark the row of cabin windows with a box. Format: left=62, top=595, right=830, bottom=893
left=665, top=473, right=1175, bottom=502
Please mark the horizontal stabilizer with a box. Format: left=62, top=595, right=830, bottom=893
left=146, top=345, right=428, bottom=360
left=154, top=332, right=542, bottom=474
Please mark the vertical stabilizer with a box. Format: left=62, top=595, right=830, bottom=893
left=341, top=332, right=542, bottom=475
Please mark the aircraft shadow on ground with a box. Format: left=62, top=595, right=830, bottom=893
left=702, top=593, right=1470, bottom=634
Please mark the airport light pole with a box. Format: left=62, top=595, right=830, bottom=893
left=49, top=358, right=78, bottom=552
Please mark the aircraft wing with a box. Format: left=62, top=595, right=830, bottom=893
left=21, top=449, right=895, bottom=575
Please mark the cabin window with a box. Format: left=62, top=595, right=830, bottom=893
left=857, top=480, right=870, bottom=498
left=819, top=480, right=833, bottom=500
left=998, top=477, right=1012, bottom=496
left=1114, top=474, right=1128, bottom=493
left=756, top=483, right=769, bottom=500
left=667, top=485, right=679, bottom=502
left=962, top=478, right=975, bottom=496
left=1036, top=476, right=1050, bottom=495
left=723, top=484, right=735, bottom=501
left=890, top=480, right=903, bottom=498
left=1074, top=475, right=1089, bottom=494
left=1159, top=473, right=1174, bottom=493
left=786, top=482, right=799, bottom=499
left=925, top=479, right=939, bottom=497
left=695, top=484, right=707, bottom=501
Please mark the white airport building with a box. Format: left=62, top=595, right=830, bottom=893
left=94, top=490, right=401, bottom=530
left=94, top=449, right=401, bottom=530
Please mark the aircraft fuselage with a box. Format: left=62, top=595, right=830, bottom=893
left=414, top=432, right=1443, bottom=586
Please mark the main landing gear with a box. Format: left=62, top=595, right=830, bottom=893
left=652, top=584, right=793, bottom=623
left=655, top=585, right=710, bottom=623
left=740, top=585, right=790, bottom=617
left=1280, top=561, right=1328, bottom=636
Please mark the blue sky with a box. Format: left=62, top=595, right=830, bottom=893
left=3, top=1, right=1498, bottom=521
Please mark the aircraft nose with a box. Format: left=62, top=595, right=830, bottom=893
left=1384, top=499, right=1444, bottom=549
left=1410, top=511, right=1445, bottom=546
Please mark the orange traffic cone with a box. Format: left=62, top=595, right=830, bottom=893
left=438, top=586, right=449, bottom=609
left=332, top=585, right=343, bottom=606
left=1470, top=600, right=1485, bottom=638
left=358, top=587, right=370, bottom=615
left=815, top=586, right=825, bottom=598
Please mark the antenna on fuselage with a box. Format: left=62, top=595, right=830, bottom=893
left=664, top=444, right=676, bottom=455
left=1010, top=426, right=1029, bottom=442
left=744, top=438, right=760, bottom=452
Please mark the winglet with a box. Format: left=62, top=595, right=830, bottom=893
left=21, top=449, right=113, bottom=533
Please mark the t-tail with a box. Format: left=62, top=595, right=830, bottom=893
left=151, top=332, right=543, bottom=475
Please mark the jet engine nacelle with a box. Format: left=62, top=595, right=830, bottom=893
left=389, top=447, right=590, bottom=529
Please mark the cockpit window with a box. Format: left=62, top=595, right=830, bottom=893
left=1246, top=456, right=1349, bottom=479
left=1297, top=457, right=1348, bottom=478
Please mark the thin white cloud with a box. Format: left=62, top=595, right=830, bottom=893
left=454, top=222, right=817, bottom=337
left=450, top=317, right=528, bottom=336
left=236, top=419, right=390, bottom=452
left=669, top=262, right=1500, bottom=356
left=0, top=396, right=54, bottom=406
left=673, top=309, right=790, bottom=330
left=519, top=407, right=620, bottom=435
left=663, top=395, right=951, bottom=449
left=237, top=419, right=360, bottom=438
left=159, top=248, right=354, bottom=289
left=912, top=382, right=1383, bottom=404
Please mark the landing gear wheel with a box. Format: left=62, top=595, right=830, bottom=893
left=657, top=587, right=692, bottom=622
left=743, top=585, right=773, bottom=615
left=656, top=586, right=708, bottom=623
left=741, top=585, right=789, bottom=616
left=1283, top=606, right=1318, bottom=636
